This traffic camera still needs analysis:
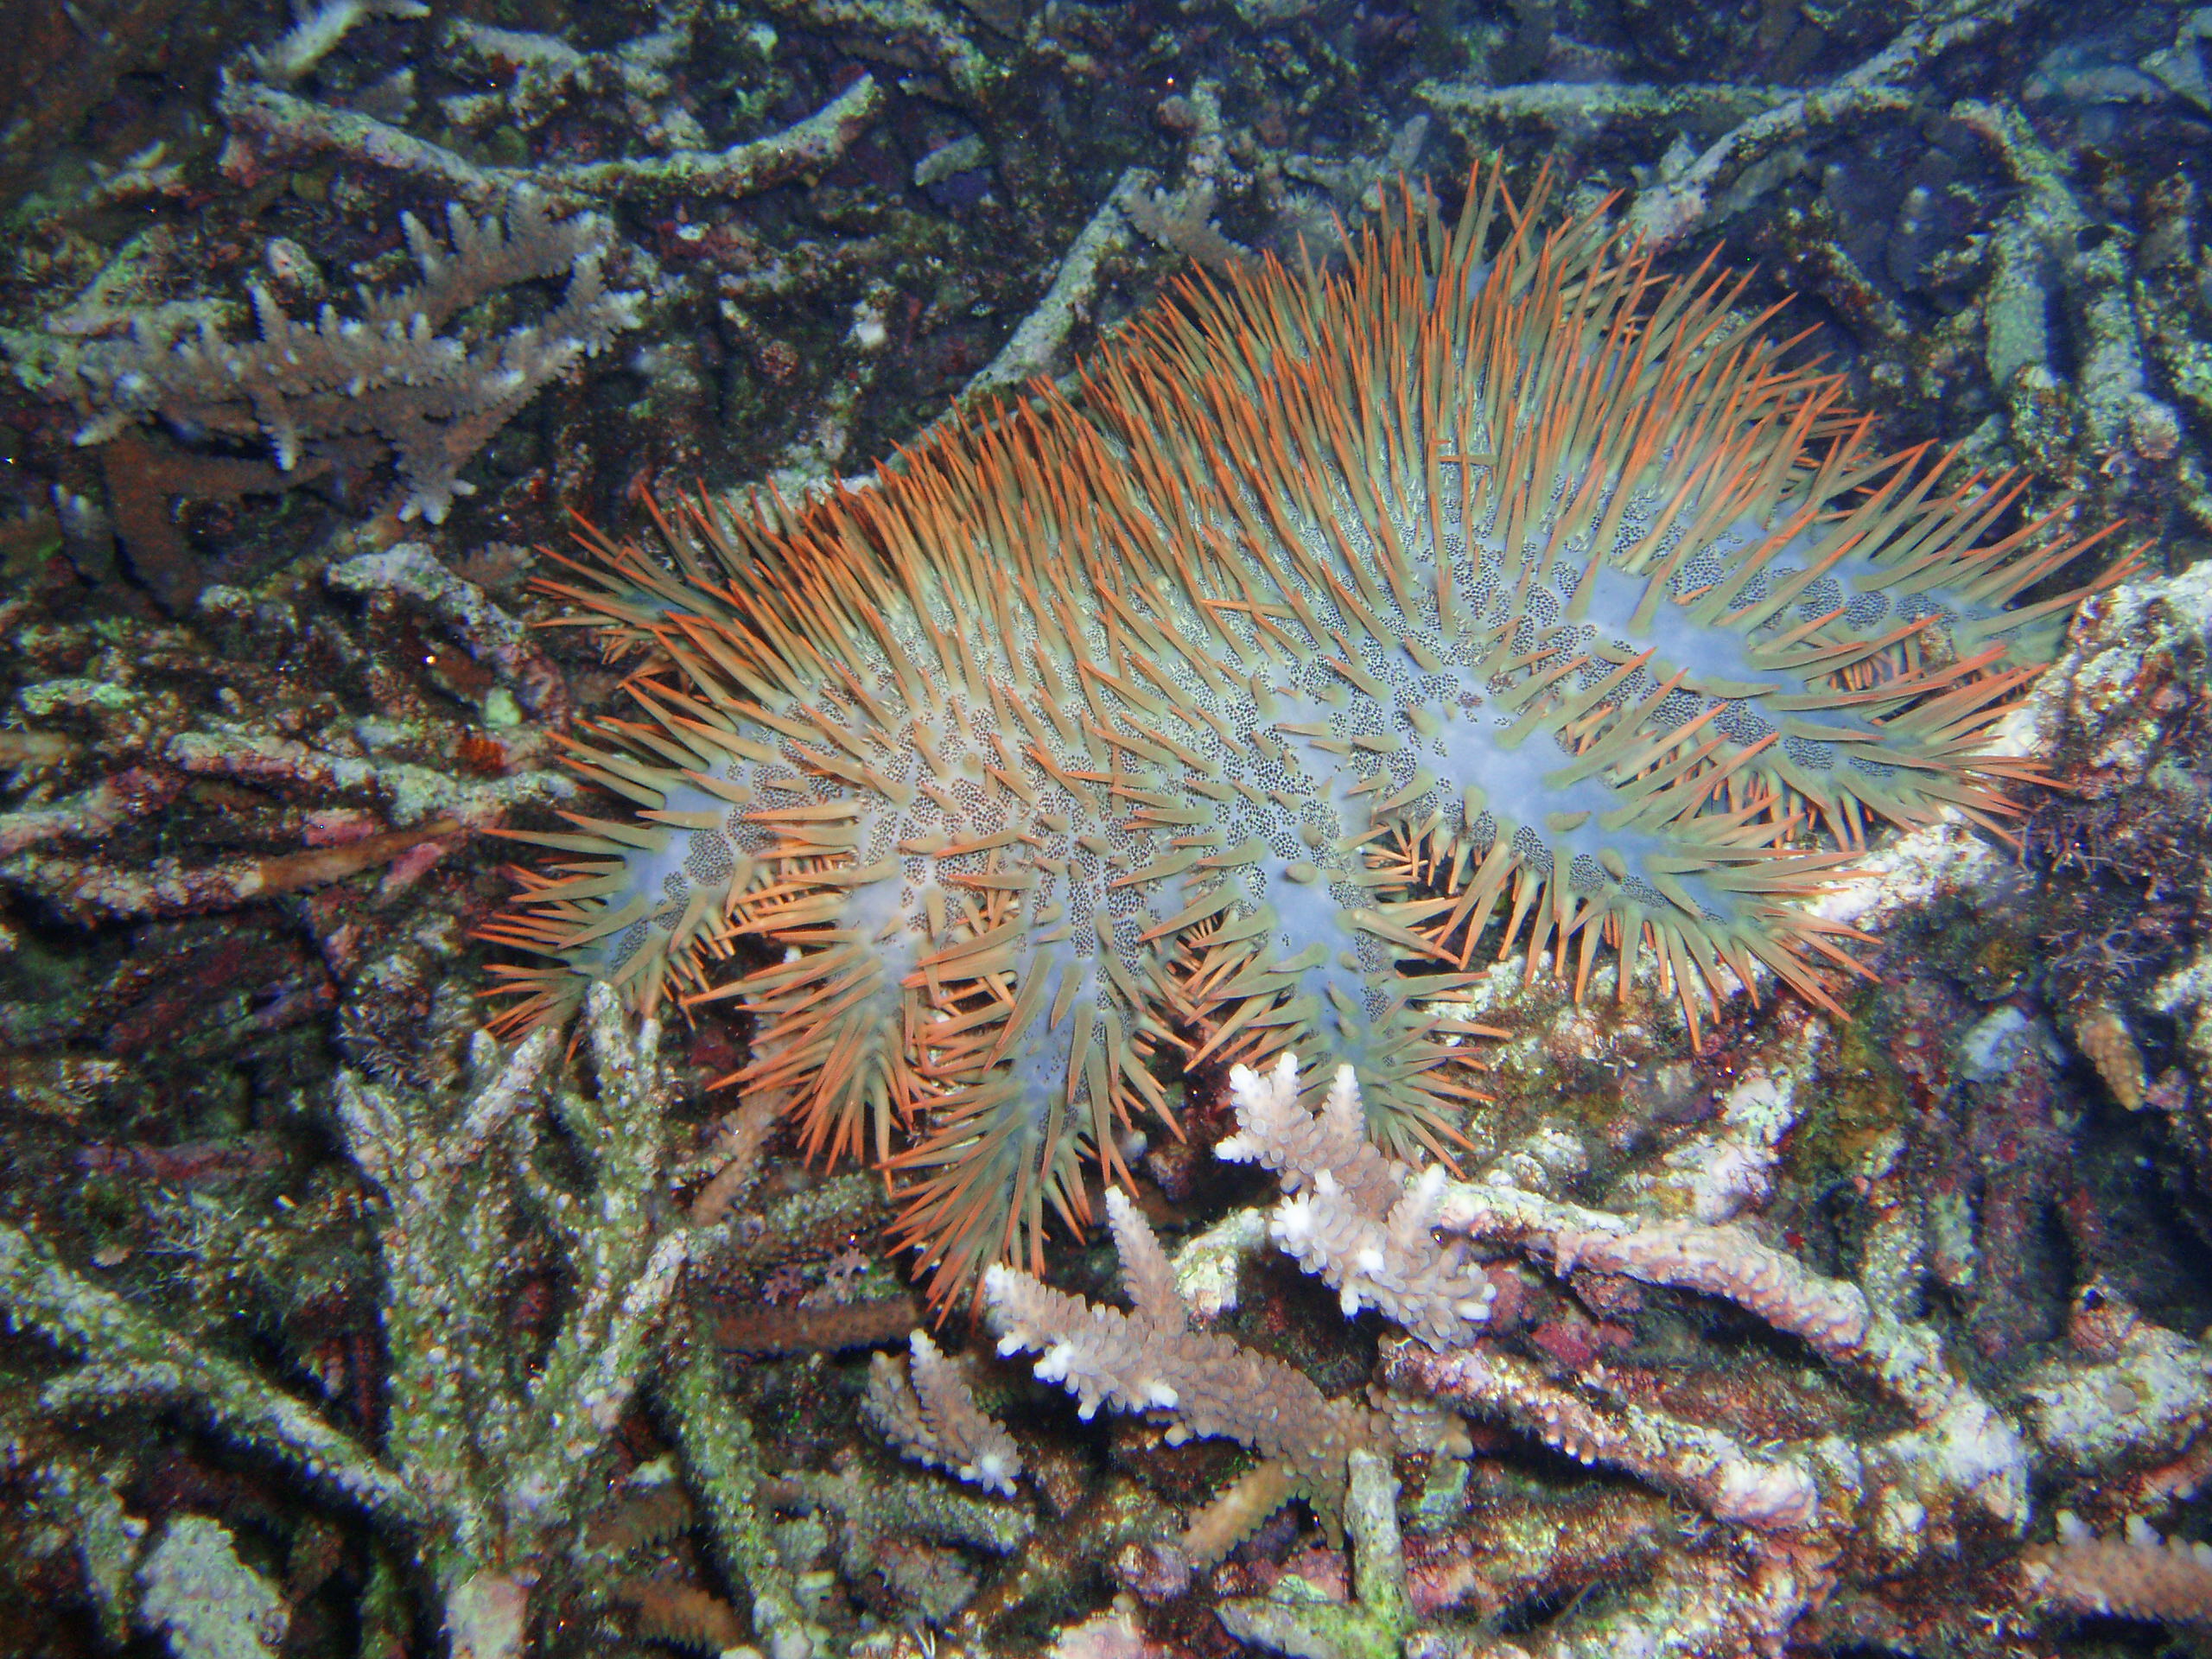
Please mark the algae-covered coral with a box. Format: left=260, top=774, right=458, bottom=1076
left=487, top=165, right=2132, bottom=1307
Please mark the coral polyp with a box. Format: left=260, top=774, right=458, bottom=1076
left=481, top=167, right=2130, bottom=1307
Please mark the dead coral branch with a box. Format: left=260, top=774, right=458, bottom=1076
left=218, top=72, right=884, bottom=207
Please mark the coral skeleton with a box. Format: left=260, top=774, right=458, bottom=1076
left=39, top=189, right=640, bottom=524
left=1434, top=1170, right=2034, bottom=1545
left=218, top=65, right=886, bottom=208
left=486, top=162, right=2131, bottom=1309
left=864, top=1327, right=1024, bottom=1496
left=1215, top=1449, right=1416, bottom=1658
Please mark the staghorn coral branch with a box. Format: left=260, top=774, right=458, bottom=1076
left=1217, top=1448, right=1415, bottom=1658
left=1217, top=1052, right=1404, bottom=1214
left=1104, top=1188, right=1185, bottom=1329
left=1434, top=1548, right=1830, bottom=1659
left=218, top=73, right=884, bottom=207
left=0, top=1222, right=419, bottom=1523
left=983, top=1195, right=1392, bottom=1554
left=1436, top=1177, right=2033, bottom=1544
left=960, top=168, right=1149, bottom=403
left=863, top=1329, right=1023, bottom=1497
left=39, top=190, right=640, bottom=524
left=1383, top=1342, right=1823, bottom=1534
left=1446, top=1192, right=1872, bottom=1361
left=333, top=982, right=689, bottom=1656
left=246, top=0, right=429, bottom=84
left=2027, top=1513, right=2212, bottom=1628
left=658, top=1309, right=828, bottom=1659
left=0, top=766, right=181, bottom=857
left=1619, top=0, right=2024, bottom=249
left=1219, top=1055, right=1498, bottom=1350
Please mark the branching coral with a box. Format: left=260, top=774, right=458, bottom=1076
left=2026, top=1514, right=2212, bottom=1627
left=982, top=1053, right=2189, bottom=1656
left=212, top=0, right=887, bottom=211
left=487, top=162, right=2130, bottom=1311
left=0, top=547, right=571, bottom=930
left=0, top=983, right=685, bottom=1659
left=864, top=1327, right=1024, bottom=1495
left=1217, top=1052, right=1500, bottom=1348
left=987, top=1186, right=1468, bottom=1561
left=21, top=190, right=640, bottom=524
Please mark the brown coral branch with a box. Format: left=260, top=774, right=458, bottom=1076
left=984, top=1192, right=1421, bottom=1556
left=1382, top=1341, right=1822, bottom=1534
left=862, top=1329, right=1022, bottom=1496
left=709, top=1295, right=918, bottom=1354
left=0, top=766, right=181, bottom=857
left=51, top=192, right=640, bottom=525
left=607, top=1579, right=747, bottom=1650
left=2028, top=1516, right=2212, bottom=1628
